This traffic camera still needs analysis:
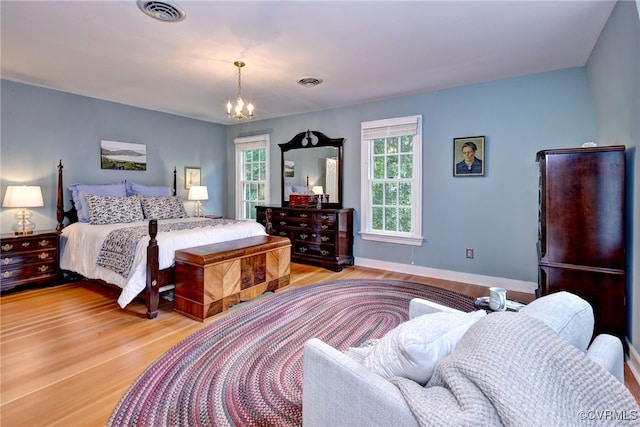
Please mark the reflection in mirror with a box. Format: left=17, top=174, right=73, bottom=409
left=283, top=147, right=338, bottom=203
left=279, top=130, right=344, bottom=208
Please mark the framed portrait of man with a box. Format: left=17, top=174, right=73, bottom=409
left=453, top=136, right=486, bottom=177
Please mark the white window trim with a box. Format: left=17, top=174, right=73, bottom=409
left=359, top=115, right=423, bottom=246
left=234, top=134, right=270, bottom=220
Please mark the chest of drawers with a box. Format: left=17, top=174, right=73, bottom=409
left=1, top=230, right=60, bottom=292
left=256, top=206, right=354, bottom=271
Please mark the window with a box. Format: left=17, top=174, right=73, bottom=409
left=360, top=115, right=423, bottom=245
left=235, top=134, right=269, bottom=220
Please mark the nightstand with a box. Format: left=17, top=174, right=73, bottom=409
left=1, top=230, right=60, bottom=292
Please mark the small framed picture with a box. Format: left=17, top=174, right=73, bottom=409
left=453, top=136, right=485, bottom=177
left=184, top=167, right=201, bottom=189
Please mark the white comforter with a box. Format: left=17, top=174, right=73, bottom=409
left=59, top=218, right=267, bottom=308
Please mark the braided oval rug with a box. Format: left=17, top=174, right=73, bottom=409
left=108, top=279, right=474, bottom=427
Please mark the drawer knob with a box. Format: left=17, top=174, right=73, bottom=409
left=2, top=271, right=12, bottom=279
left=300, top=233, right=308, bottom=239
left=1, top=244, right=13, bottom=251
left=279, top=231, right=287, bottom=236
left=2, top=258, right=13, bottom=265
left=38, top=252, right=50, bottom=260
left=38, top=240, right=50, bottom=247
left=300, top=223, right=308, bottom=228
left=321, top=225, right=329, bottom=229
left=279, top=221, right=287, bottom=226
left=22, top=242, right=30, bottom=248
left=321, top=236, right=330, bottom=242
left=38, top=265, right=49, bottom=273
left=299, top=247, right=308, bottom=253
left=299, top=213, right=308, bottom=218
left=278, top=212, right=287, bottom=217
left=321, top=215, right=329, bottom=220
left=321, top=250, right=329, bottom=256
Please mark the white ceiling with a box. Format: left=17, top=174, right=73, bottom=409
left=1, top=1, right=616, bottom=125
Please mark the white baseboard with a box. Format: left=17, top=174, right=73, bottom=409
left=354, top=257, right=538, bottom=294
left=627, top=340, right=640, bottom=384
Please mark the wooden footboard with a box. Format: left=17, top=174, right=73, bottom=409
left=56, top=160, right=176, bottom=319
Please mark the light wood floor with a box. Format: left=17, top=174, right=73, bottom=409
left=1, top=263, right=638, bottom=426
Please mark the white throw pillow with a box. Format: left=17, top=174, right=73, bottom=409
left=362, top=310, right=486, bottom=385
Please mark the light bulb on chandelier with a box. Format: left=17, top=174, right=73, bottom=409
left=226, top=61, right=254, bottom=121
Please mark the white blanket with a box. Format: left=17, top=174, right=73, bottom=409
left=59, top=218, right=267, bottom=308
left=391, top=312, right=640, bottom=426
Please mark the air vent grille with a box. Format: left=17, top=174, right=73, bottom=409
left=137, top=0, right=186, bottom=22
left=297, top=77, right=323, bottom=88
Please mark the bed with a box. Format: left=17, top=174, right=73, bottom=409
left=55, top=161, right=267, bottom=319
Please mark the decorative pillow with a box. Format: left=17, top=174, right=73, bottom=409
left=362, top=310, right=486, bottom=385
left=126, top=181, right=172, bottom=197
left=140, top=196, right=187, bottom=219
left=69, top=183, right=127, bottom=223
left=84, top=194, right=144, bottom=225
left=520, top=291, right=594, bottom=352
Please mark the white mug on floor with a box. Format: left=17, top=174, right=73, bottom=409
left=489, top=287, right=507, bottom=311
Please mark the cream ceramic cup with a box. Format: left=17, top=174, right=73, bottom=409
left=489, top=287, right=507, bottom=311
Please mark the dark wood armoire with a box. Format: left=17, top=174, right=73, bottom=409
left=536, top=145, right=626, bottom=348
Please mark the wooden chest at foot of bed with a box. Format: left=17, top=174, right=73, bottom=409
left=173, top=235, right=291, bottom=321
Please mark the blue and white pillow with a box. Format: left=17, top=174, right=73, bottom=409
left=84, top=194, right=144, bottom=225
left=69, top=183, right=127, bottom=222
left=140, top=196, right=187, bottom=220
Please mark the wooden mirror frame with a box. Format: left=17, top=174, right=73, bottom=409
left=279, top=130, right=344, bottom=209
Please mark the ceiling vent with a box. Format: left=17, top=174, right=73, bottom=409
left=297, top=77, right=323, bottom=88
left=137, top=0, right=186, bottom=23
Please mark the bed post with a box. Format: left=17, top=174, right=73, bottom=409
left=56, top=160, right=64, bottom=232
left=145, top=219, right=160, bottom=319
left=173, top=167, right=177, bottom=196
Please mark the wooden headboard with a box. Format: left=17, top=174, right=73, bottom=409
left=56, top=160, right=177, bottom=232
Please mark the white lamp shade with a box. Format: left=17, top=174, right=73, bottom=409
left=311, top=186, right=324, bottom=195
left=3, top=186, right=44, bottom=208
left=188, top=185, right=209, bottom=201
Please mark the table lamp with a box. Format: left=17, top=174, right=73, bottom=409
left=188, top=185, right=208, bottom=217
left=3, top=185, right=44, bottom=235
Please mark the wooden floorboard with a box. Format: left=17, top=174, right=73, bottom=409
left=1, top=263, right=638, bottom=425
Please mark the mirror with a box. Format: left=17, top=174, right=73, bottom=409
left=280, top=130, right=344, bottom=209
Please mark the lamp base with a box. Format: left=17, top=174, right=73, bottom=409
left=12, top=208, right=36, bottom=235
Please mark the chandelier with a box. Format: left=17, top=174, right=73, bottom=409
left=226, top=61, right=254, bottom=121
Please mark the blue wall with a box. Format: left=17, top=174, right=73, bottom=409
left=1, top=68, right=599, bottom=288
left=226, top=67, right=598, bottom=284
left=1, top=81, right=227, bottom=229
left=586, top=0, right=640, bottom=356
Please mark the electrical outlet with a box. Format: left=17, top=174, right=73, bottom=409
left=466, top=248, right=474, bottom=259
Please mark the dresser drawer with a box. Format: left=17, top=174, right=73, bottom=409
left=295, top=231, right=335, bottom=244
left=1, top=236, right=57, bottom=254
left=295, top=243, right=335, bottom=258
left=1, top=249, right=57, bottom=267
left=2, top=260, right=58, bottom=283
left=314, top=212, right=336, bottom=222
left=274, top=218, right=313, bottom=229
left=0, top=231, right=60, bottom=291
left=256, top=206, right=353, bottom=272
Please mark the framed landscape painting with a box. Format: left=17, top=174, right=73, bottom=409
left=453, top=136, right=485, bottom=177
left=100, top=140, right=147, bottom=170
